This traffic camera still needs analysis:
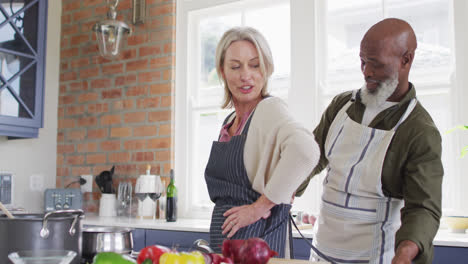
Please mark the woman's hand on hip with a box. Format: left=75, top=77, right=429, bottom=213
left=222, top=194, right=275, bottom=238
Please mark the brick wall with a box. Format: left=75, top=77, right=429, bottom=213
left=58, top=0, right=175, bottom=212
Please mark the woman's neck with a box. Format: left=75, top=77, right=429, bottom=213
left=229, top=97, right=262, bottom=136
left=233, top=97, right=262, bottom=119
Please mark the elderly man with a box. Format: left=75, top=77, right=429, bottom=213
left=297, top=18, right=443, bottom=264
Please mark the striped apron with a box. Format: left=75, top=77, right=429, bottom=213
left=205, top=111, right=291, bottom=257
left=310, top=91, right=417, bottom=264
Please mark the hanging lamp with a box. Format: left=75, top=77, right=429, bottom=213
left=92, top=0, right=131, bottom=59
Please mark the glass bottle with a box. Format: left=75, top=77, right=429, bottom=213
left=166, top=169, right=177, bottom=222
left=158, top=179, right=166, bottom=219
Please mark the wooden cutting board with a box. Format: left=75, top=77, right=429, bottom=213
left=268, top=258, right=328, bottom=263
left=296, top=223, right=314, bottom=230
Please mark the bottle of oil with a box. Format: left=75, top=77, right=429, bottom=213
left=166, top=169, right=177, bottom=222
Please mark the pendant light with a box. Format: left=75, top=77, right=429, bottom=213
left=92, top=0, right=131, bottom=59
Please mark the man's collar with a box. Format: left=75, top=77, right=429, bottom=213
left=395, top=82, right=416, bottom=107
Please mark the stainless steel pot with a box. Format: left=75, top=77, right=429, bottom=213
left=82, top=226, right=133, bottom=260
left=0, top=209, right=84, bottom=264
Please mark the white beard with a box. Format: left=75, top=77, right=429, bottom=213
left=360, top=76, right=398, bottom=108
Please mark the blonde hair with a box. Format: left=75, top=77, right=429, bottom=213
left=215, top=27, right=274, bottom=109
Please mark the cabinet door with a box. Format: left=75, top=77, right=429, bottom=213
left=0, top=0, right=47, bottom=138
left=132, top=228, right=146, bottom=251
left=292, top=238, right=312, bottom=260
left=433, top=246, right=468, bottom=264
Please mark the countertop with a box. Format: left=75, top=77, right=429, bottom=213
left=82, top=214, right=314, bottom=239
left=82, top=215, right=468, bottom=247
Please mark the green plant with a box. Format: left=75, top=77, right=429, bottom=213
left=446, top=125, right=468, bottom=158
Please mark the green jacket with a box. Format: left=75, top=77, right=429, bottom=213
left=297, top=84, right=443, bottom=264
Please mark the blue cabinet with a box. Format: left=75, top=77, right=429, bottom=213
left=132, top=228, right=146, bottom=252
left=292, top=238, right=312, bottom=260
left=433, top=245, right=468, bottom=264
left=136, top=230, right=468, bottom=263
left=137, top=228, right=312, bottom=259
left=145, top=229, right=210, bottom=252
left=0, top=0, right=48, bottom=138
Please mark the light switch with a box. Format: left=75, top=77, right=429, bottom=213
left=30, top=174, right=44, bottom=191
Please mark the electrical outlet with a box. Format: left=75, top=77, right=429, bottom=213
left=81, top=175, right=93, bottom=193
left=30, top=174, right=44, bottom=191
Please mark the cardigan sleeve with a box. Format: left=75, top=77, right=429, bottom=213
left=295, top=92, right=352, bottom=196
left=245, top=97, right=320, bottom=204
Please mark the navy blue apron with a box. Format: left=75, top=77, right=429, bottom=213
left=205, top=109, right=292, bottom=258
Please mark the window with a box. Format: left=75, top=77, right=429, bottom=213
left=0, top=0, right=47, bottom=138
left=321, top=0, right=458, bottom=213
left=176, top=0, right=467, bottom=219
left=176, top=0, right=290, bottom=218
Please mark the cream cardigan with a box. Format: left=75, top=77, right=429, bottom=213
left=225, top=97, right=320, bottom=204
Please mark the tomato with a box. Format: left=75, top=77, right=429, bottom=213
left=137, top=245, right=171, bottom=264
left=159, top=251, right=205, bottom=264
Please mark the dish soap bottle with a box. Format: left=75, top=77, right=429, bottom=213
left=166, top=169, right=177, bottom=222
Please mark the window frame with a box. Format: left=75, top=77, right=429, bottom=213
left=175, top=0, right=468, bottom=219
left=176, top=0, right=296, bottom=218
left=0, top=0, right=47, bottom=138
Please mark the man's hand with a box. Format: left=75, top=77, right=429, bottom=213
left=221, top=195, right=275, bottom=238
left=391, top=240, right=419, bottom=264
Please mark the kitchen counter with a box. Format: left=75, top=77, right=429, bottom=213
left=82, top=214, right=314, bottom=239
left=82, top=215, right=468, bottom=247
left=433, top=229, right=468, bottom=247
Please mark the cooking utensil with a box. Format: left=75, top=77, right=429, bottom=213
left=117, top=182, right=132, bottom=217
left=192, top=239, right=214, bottom=254
left=105, top=180, right=113, bottom=193
left=81, top=226, right=134, bottom=261
left=95, top=174, right=105, bottom=193
left=0, top=201, right=14, bottom=219
left=0, top=209, right=84, bottom=264
left=8, top=250, right=77, bottom=264
left=96, top=166, right=115, bottom=193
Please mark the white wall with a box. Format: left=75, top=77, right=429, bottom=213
left=0, top=2, right=62, bottom=213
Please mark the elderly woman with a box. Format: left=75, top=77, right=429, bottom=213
left=204, top=26, right=320, bottom=258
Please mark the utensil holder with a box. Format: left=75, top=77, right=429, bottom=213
left=99, top=194, right=116, bottom=217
